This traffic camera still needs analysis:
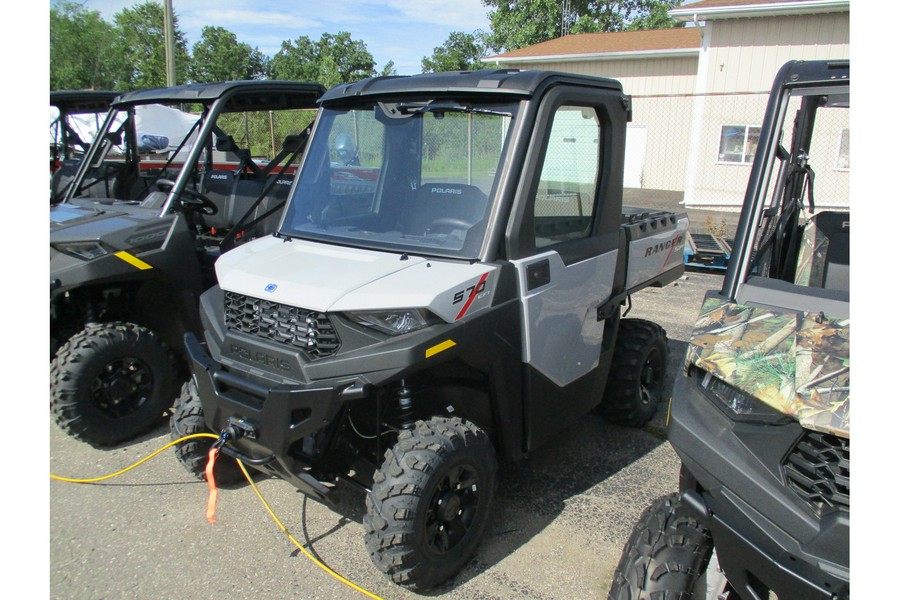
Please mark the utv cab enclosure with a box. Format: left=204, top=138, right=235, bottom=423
left=176, top=69, right=687, bottom=591
left=50, top=80, right=325, bottom=447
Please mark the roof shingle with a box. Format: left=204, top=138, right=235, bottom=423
left=486, top=28, right=701, bottom=61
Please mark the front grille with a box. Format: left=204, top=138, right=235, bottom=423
left=224, top=292, right=340, bottom=358
left=783, top=430, right=849, bottom=515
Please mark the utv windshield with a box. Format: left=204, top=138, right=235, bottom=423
left=279, top=100, right=518, bottom=259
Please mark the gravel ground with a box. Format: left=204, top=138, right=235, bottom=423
left=46, top=269, right=724, bottom=600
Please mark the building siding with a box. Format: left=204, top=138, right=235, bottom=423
left=684, top=11, right=849, bottom=207
left=492, top=9, right=850, bottom=211
left=519, top=56, right=698, bottom=96
left=705, top=12, right=849, bottom=93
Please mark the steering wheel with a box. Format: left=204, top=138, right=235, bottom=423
left=155, top=179, right=218, bottom=215
left=428, top=217, right=473, bottom=233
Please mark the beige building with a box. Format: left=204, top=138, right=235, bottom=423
left=483, top=0, right=850, bottom=210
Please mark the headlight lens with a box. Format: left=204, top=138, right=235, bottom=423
left=52, top=241, right=110, bottom=261
left=692, top=366, right=792, bottom=424
left=345, top=309, right=439, bottom=336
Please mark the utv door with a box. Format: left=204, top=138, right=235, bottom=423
left=507, top=87, right=628, bottom=451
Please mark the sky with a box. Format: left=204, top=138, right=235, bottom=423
left=65, top=0, right=494, bottom=76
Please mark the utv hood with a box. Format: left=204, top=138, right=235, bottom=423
left=215, top=236, right=498, bottom=322
left=685, top=293, right=850, bottom=438
left=50, top=202, right=157, bottom=241
left=215, top=236, right=430, bottom=313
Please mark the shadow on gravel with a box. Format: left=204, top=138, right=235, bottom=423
left=287, top=339, right=692, bottom=596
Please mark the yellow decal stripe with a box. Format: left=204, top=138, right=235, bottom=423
left=425, top=340, right=456, bottom=359
left=114, top=251, right=153, bottom=270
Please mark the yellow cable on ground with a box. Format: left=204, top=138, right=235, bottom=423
left=50, top=433, right=385, bottom=600
left=50, top=433, right=218, bottom=483
left=234, top=459, right=385, bottom=600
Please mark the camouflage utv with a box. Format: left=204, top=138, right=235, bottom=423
left=610, top=60, right=849, bottom=600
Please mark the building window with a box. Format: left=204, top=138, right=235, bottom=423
left=836, top=128, right=850, bottom=170
left=718, top=125, right=760, bottom=164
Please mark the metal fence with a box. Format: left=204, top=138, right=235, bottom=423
left=626, top=92, right=849, bottom=212
left=217, top=109, right=318, bottom=161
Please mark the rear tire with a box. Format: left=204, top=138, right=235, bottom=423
left=50, top=322, right=175, bottom=446
left=364, top=417, right=497, bottom=591
left=609, top=493, right=714, bottom=600
left=599, top=318, right=668, bottom=427
left=170, top=380, right=243, bottom=485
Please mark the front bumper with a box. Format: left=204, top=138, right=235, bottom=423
left=669, top=371, right=849, bottom=600
left=185, top=332, right=368, bottom=499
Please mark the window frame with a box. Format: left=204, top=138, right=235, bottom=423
left=717, top=124, right=761, bottom=165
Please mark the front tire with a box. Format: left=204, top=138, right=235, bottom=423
left=50, top=322, right=175, bottom=446
left=599, top=318, right=668, bottom=427
left=170, top=379, right=243, bottom=485
left=364, top=417, right=497, bottom=591
left=608, top=493, right=714, bottom=600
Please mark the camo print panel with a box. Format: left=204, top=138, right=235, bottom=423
left=686, top=293, right=849, bottom=438
left=794, top=218, right=830, bottom=288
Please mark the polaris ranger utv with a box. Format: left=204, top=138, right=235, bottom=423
left=50, top=89, right=120, bottom=204
left=174, top=69, right=687, bottom=591
left=50, top=80, right=325, bottom=446
left=609, top=60, right=849, bottom=600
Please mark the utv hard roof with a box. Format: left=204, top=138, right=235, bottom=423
left=775, top=59, right=849, bottom=90
left=112, top=80, right=326, bottom=112
left=50, top=90, right=120, bottom=113
left=320, top=69, right=624, bottom=105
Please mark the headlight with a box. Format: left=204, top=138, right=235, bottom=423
left=345, top=309, right=440, bottom=336
left=692, top=366, right=792, bottom=424
left=52, top=241, right=110, bottom=261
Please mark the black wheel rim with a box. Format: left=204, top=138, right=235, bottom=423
left=639, top=347, right=663, bottom=406
left=423, top=463, right=480, bottom=556
left=91, top=357, right=155, bottom=418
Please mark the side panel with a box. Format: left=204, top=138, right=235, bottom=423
left=624, top=214, right=688, bottom=290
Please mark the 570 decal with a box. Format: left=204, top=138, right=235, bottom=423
left=452, top=272, right=490, bottom=321
left=452, top=280, right=487, bottom=305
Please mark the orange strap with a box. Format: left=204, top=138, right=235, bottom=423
left=205, top=447, right=219, bottom=524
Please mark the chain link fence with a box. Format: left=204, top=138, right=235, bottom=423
left=624, top=91, right=849, bottom=236
left=216, top=109, right=318, bottom=161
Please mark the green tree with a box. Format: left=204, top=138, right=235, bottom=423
left=269, top=36, right=320, bottom=82
left=112, top=1, right=190, bottom=90
left=482, top=1, right=682, bottom=52
left=627, top=1, right=682, bottom=30
left=379, top=60, right=398, bottom=77
left=269, top=32, right=375, bottom=88
left=482, top=0, right=563, bottom=53
left=422, top=31, right=486, bottom=72
left=317, top=32, right=377, bottom=88
left=190, top=26, right=268, bottom=82
left=50, top=2, right=117, bottom=90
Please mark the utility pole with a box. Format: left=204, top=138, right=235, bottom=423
left=163, top=0, right=177, bottom=85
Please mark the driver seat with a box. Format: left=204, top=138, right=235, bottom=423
left=399, top=183, right=488, bottom=236
left=197, top=170, right=237, bottom=230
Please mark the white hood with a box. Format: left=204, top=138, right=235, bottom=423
left=216, top=237, right=427, bottom=312
left=215, top=236, right=497, bottom=322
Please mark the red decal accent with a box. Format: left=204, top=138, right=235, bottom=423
left=660, top=234, right=682, bottom=273
left=455, top=273, right=489, bottom=321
